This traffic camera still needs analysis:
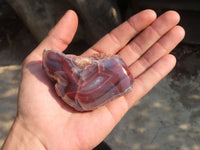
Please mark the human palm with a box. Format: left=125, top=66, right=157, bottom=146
left=9, top=10, right=184, bottom=150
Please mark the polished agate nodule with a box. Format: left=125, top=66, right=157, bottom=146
left=42, top=49, right=134, bottom=111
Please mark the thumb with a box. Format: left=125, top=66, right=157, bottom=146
left=34, top=10, right=78, bottom=57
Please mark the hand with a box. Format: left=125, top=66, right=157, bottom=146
left=2, top=10, right=184, bottom=150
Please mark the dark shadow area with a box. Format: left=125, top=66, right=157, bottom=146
left=172, top=44, right=200, bottom=78
left=136, top=0, right=200, bottom=44
left=0, top=0, right=37, bottom=66
left=93, top=141, right=112, bottom=150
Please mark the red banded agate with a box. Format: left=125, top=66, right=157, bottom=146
left=42, top=49, right=134, bottom=111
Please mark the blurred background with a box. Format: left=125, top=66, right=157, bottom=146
left=0, top=0, right=200, bottom=149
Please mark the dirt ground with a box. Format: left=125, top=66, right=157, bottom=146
left=0, top=1, right=200, bottom=149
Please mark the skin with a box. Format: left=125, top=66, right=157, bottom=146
left=2, top=9, right=185, bottom=150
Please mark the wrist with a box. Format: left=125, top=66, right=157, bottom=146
left=2, top=117, right=46, bottom=150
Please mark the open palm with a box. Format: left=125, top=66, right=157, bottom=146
left=5, top=10, right=184, bottom=150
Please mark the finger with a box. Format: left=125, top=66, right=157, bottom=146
left=119, top=11, right=180, bottom=66
left=126, top=54, right=176, bottom=108
left=105, top=54, right=176, bottom=122
left=82, top=9, right=157, bottom=57
left=34, top=10, right=78, bottom=57
left=129, top=25, right=185, bottom=78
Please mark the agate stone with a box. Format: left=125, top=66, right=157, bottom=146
left=42, top=49, right=134, bottom=111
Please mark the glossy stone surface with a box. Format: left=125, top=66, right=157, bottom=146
left=42, top=49, right=134, bottom=111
